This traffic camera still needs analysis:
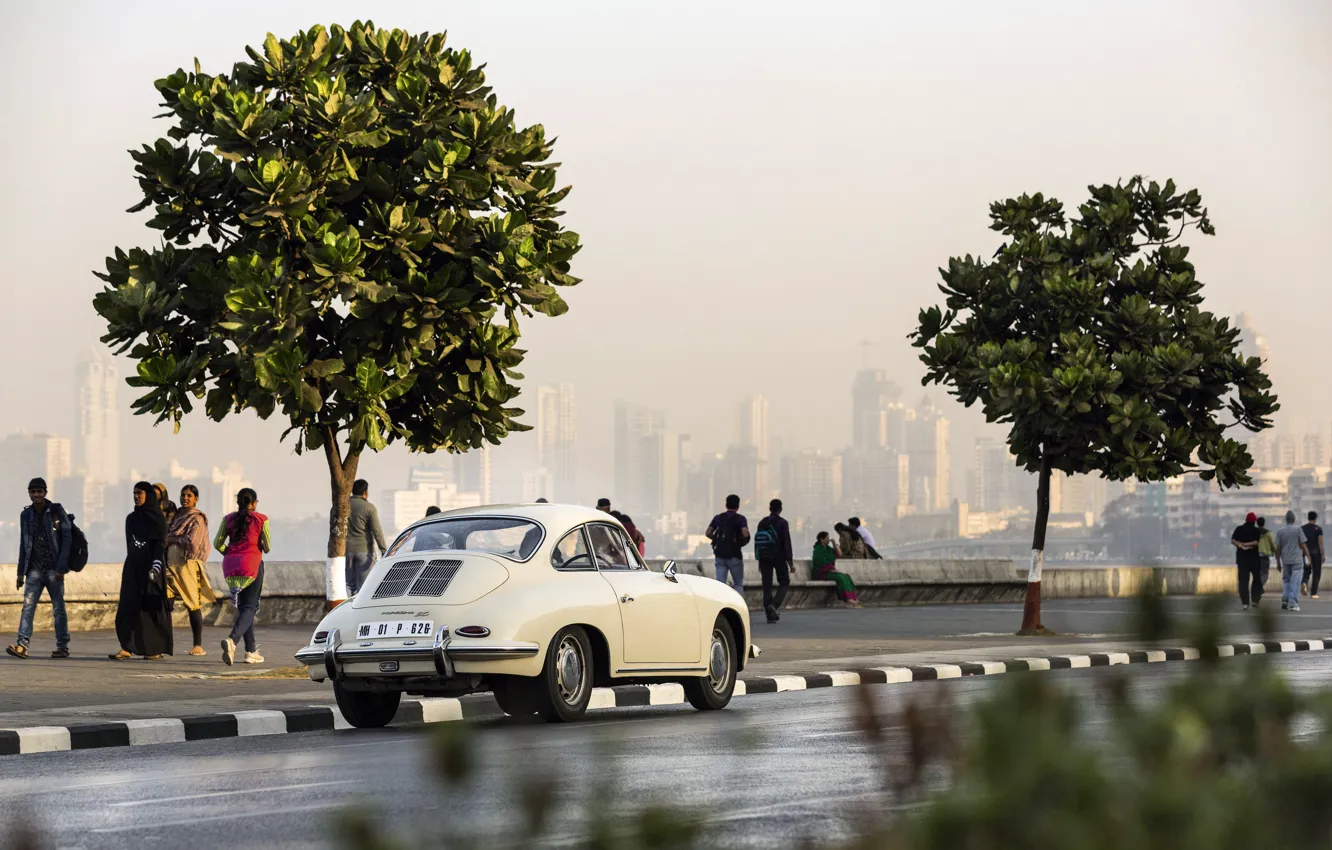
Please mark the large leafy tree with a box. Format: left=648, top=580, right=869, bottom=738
left=94, top=23, right=581, bottom=603
left=911, top=178, right=1277, bottom=633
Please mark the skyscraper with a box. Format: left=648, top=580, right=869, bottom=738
left=0, top=433, right=72, bottom=500
left=614, top=401, right=678, bottom=517
left=972, top=437, right=1027, bottom=512
left=851, top=370, right=903, bottom=452
left=906, top=397, right=950, bottom=512
left=76, top=350, right=120, bottom=484
left=535, top=384, right=577, bottom=501
left=735, top=395, right=771, bottom=500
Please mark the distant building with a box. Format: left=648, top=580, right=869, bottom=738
left=906, top=397, right=950, bottom=512
left=613, top=401, right=678, bottom=517
left=851, top=370, right=903, bottom=452
left=840, top=447, right=907, bottom=518
left=735, top=395, right=771, bottom=500
left=0, top=433, right=72, bottom=504
left=1273, top=434, right=1298, bottom=469
left=384, top=466, right=484, bottom=532
left=971, top=437, right=1029, bottom=513
left=453, top=445, right=492, bottom=504
left=535, top=384, right=576, bottom=501
left=76, top=351, right=121, bottom=485
left=1234, top=313, right=1270, bottom=365
left=1303, top=433, right=1327, bottom=468
left=780, top=449, right=843, bottom=516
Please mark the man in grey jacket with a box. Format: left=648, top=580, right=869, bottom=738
left=6, top=478, right=73, bottom=659
left=346, top=479, right=388, bottom=595
left=1276, top=510, right=1311, bottom=612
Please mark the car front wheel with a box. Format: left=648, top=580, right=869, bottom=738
left=333, top=682, right=402, bottom=728
left=683, top=618, right=737, bottom=711
left=535, top=626, right=593, bottom=722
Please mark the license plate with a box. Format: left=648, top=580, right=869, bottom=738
left=356, top=620, right=434, bottom=640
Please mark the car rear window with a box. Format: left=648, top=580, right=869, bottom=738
left=387, top=517, right=544, bottom=561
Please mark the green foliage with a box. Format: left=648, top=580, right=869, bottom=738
left=94, top=22, right=581, bottom=459
left=910, top=178, right=1276, bottom=489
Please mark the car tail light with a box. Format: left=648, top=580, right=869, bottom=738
left=314, top=631, right=329, bottom=643
left=455, top=625, right=490, bottom=638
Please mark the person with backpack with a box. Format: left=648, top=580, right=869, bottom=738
left=214, top=487, right=271, bottom=665
left=1302, top=511, right=1324, bottom=600
left=706, top=494, right=750, bottom=593
left=6, top=478, right=73, bottom=659
left=754, top=499, right=793, bottom=623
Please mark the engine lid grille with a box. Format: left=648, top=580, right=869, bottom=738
left=408, top=559, right=463, bottom=597
left=371, top=560, right=425, bottom=599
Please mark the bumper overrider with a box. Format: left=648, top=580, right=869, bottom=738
left=295, top=626, right=541, bottom=682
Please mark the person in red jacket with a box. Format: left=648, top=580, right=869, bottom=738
left=214, top=488, right=271, bottom=665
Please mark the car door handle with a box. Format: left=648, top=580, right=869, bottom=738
left=620, top=594, right=634, bottom=603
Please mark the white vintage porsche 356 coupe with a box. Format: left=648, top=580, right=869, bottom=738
left=295, top=504, right=756, bottom=726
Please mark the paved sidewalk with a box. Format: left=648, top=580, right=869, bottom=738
left=4, top=597, right=1328, bottom=730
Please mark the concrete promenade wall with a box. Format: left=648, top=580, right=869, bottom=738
left=0, top=559, right=1237, bottom=633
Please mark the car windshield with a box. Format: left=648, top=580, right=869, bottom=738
left=387, top=517, right=545, bottom=561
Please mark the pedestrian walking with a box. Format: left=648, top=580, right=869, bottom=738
left=165, top=484, right=216, bottom=656
left=154, top=482, right=178, bottom=527
left=848, top=517, right=882, bottom=559
left=1275, top=510, right=1310, bottom=611
left=215, top=487, right=271, bottom=665
left=706, top=494, right=749, bottom=592
left=1302, top=512, right=1324, bottom=599
left=812, top=531, right=862, bottom=607
left=345, top=479, right=387, bottom=595
left=1231, top=512, right=1262, bottom=610
left=110, top=481, right=173, bottom=660
left=835, top=522, right=868, bottom=559
left=6, top=478, right=73, bottom=659
left=753, top=499, right=793, bottom=623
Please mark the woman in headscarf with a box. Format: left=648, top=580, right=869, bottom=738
left=165, top=484, right=216, bottom=656
left=835, top=522, right=868, bottom=560
left=110, top=481, right=173, bottom=660
left=214, top=487, right=271, bottom=665
left=154, top=483, right=178, bottom=527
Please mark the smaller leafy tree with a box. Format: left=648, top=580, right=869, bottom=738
left=94, top=23, right=580, bottom=602
left=911, top=178, right=1277, bottom=633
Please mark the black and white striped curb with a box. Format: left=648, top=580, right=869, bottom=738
left=4, top=637, right=1326, bottom=757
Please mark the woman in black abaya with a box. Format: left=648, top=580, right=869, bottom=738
left=110, top=481, right=173, bottom=660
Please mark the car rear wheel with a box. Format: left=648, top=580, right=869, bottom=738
left=535, top=626, right=593, bottom=722
left=683, top=618, right=737, bottom=711
left=333, top=682, right=402, bottom=728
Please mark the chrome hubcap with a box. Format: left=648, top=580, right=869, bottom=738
left=708, top=630, right=731, bottom=694
left=555, top=636, right=586, bottom=705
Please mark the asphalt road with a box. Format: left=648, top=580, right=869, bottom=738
left=5, top=652, right=1331, bottom=849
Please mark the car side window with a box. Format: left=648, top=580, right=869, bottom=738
left=588, top=524, right=632, bottom=571
left=551, top=528, right=593, bottom=571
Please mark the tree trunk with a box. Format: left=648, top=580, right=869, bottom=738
left=322, top=428, right=361, bottom=611
left=1019, top=448, right=1053, bottom=635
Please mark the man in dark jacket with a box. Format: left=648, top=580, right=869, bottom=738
left=754, top=499, right=794, bottom=623
left=6, top=478, right=73, bottom=659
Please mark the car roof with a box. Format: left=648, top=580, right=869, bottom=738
left=401, top=502, right=622, bottom=536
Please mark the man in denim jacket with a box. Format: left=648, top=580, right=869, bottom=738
left=6, top=477, right=73, bottom=659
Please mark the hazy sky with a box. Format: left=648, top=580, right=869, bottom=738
left=2, top=1, right=1329, bottom=518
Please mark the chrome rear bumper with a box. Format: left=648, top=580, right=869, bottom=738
left=296, top=627, right=540, bottom=682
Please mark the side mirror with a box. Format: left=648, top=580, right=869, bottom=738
left=663, top=560, right=678, bottom=583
